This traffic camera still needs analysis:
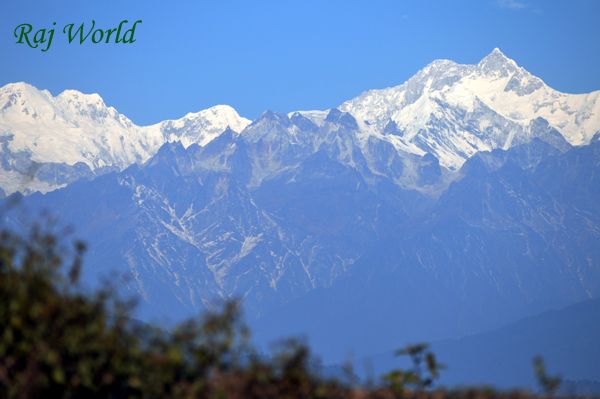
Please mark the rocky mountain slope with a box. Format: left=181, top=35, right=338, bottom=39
left=2, top=49, right=600, bottom=364
left=2, top=48, right=598, bottom=194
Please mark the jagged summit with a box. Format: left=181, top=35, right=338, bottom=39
left=477, top=47, right=518, bottom=74
left=257, top=109, right=290, bottom=123
left=156, top=104, right=251, bottom=148
left=340, top=48, right=600, bottom=168
left=486, top=47, right=510, bottom=59
left=401, top=48, right=520, bottom=89
left=0, top=82, right=250, bottom=194
left=324, top=108, right=359, bottom=129
left=2, top=48, right=600, bottom=194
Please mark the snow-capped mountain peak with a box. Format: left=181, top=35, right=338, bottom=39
left=0, top=83, right=249, bottom=194
left=156, top=104, right=251, bottom=148
left=477, top=47, right=519, bottom=76
left=0, top=82, right=158, bottom=170
left=2, top=49, right=599, bottom=195
left=340, top=48, right=600, bottom=169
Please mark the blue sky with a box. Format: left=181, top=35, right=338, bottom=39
left=1, top=0, right=599, bottom=124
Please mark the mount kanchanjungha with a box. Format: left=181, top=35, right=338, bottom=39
left=2, top=49, right=600, bottom=363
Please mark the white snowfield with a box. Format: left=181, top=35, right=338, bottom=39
left=340, top=48, right=600, bottom=169
left=1, top=48, right=599, bottom=194
left=0, top=83, right=250, bottom=170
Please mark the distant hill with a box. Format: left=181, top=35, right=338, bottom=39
left=361, top=298, right=600, bottom=390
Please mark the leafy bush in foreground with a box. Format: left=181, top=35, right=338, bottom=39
left=0, top=226, right=570, bottom=398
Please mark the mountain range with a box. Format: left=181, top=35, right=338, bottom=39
left=2, top=49, right=600, bottom=379
left=0, top=84, right=249, bottom=194
left=2, top=48, right=598, bottom=196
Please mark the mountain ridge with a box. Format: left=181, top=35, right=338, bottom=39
left=353, top=297, right=600, bottom=390
left=0, top=82, right=250, bottom=194
left=2, top=48, right=599, bottom=194
left=2, top=48, right=599, bottom=389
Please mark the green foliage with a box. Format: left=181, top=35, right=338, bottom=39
left=533, top=356, right=561, bottom=397
left=0, top=226, right=350, bottom=398
left=0, top=225, right=582, bottom=399
left=383, top=343, right=445, bottom=397
left=1, top=226, right=145, bottom=397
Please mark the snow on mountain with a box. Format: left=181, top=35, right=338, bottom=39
left=0, top=82, right=249, bottom=194
left=340, top=48, right=600, bottom=169
left=154, top=105, right=251, bottom=148
left=0, top=82, right=163, bottom=169
left=3, top=50, right=600, bottom=359
left=287, top=110, right=329, bottom=127
left=2, top=48, right=599, bottom=194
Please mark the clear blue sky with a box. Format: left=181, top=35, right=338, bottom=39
left=2, top=0, right=599, bottom=125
